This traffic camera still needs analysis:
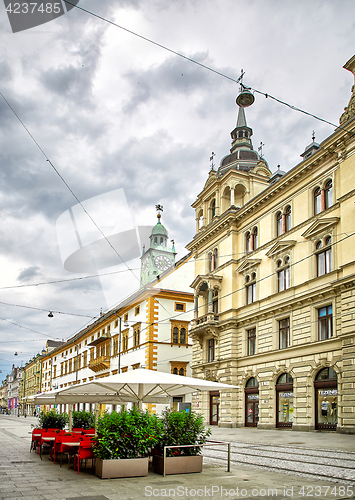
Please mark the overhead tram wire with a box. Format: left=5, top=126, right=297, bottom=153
left=0, top=300, right=95, bottom=319
left=0, top=92, right=141, bottom=286
left=0, top=317, right=64, bottom=342
left=64, top=0, right=355, bottom=136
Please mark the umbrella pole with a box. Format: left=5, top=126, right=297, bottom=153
left=95, top=406, right=100, bottom=429
left=69, top=404, right=73, bottom=432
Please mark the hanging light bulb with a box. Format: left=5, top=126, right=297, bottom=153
left=236, top=87, right=255, bottom=108
left=48, top=311, right=54, bottom=318
left=14, top=352, right=18, bottom=356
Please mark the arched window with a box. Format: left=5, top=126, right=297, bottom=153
left=180, top=328, right=186, bottom=344
left=246, top=232, right=251, bottom=253
left=316, top=367, right=337, bottom=380
left=208, top=252, right=213, bottom=273
left=276, top=211, right=282, bottom=237
left=316, top=237, right=332, bottom=276
left=154, top=237, right=157, bottom=244
left=314, top=187, right=321, bottom=215
left=172, top=327, right=179, bottom=344
left=246, top=377, right=259, bottom=388
left=213, top=248, right=218, bottom=269
left=324, top=180, right=333, bottom=209
left=212, top=289, right=218, bottom=314
left=277, top=257, right=290, bottom=292
left=277, top=373, right=293, bottom=384
left=211, top=199, right=216, bottom=219
left=252, top=227, right=258, bottom=249
left=179, top=368, right=185, bottom=376
left=285, top=206, right=291, bottom=232
left=173, top=367, right=178, bottom=375
left=160, top=237, right=164, bottom=245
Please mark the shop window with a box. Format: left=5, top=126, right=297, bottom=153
left=314, top=187, right=322, bottom=215
left=315, top=367, right=337, bottom=431
left=324, top=180, right=333, bottom=209
left=277, top=257, right=290, bottom=292
left=247, top=328, right=256, bottom=356
left=276, top=373, right=293, bottom=428
left=246, top=273, right=256, bottom=304
left=207, top=338, right=215, bottom=362
left=279, top=318, right=290, bottom=349
left=245, top=377, right=259, bottom=427
left=316, top=237, right=332, bottom=276
left=318, top=305, right=333, bottom=340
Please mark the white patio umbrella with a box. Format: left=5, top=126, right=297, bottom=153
left=31, top=368, right=239, bottom=407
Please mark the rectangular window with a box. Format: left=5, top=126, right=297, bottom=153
left=124, top=313, right=128, bottom=322
left=133, top=326, right=140, bottom=347
left=135, top=306, right=140, bottom=316
left=53, top=365, right=56, bottom=378
left=279, top=318, right=290, bottom=349
left=247, top=328, right=256, bottom=356
left=113, top=335, right=119, bottom=355
left=278, top=267, right=290, bottom=292
left=175, top=302, right=185, bottom=312
left=122, top=329, right=129, bottom=352
left=115, top=319, right=118, bottom=328
left=207, top=338, right=215, bottom=362
left=318, top=306, right=333, bottom=340
left=246, top=283, right=256, bottom=304
left=83, top=351, right=87, bottom=367
left=317, top=248, right=332, bottom=276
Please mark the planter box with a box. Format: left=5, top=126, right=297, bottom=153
left=153, top=455, right=203, bottom=475
left=95, top=457, right=149, bottom=479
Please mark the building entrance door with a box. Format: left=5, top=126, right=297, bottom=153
left=314, top=367, right=337, bottom=431
left=245, top=377, right=259, bottom=427
left=209, top=391, right=220, bottom=425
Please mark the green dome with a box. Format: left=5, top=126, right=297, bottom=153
left=151, top=221, right=168, bottom=236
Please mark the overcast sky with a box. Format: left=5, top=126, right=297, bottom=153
left=0, top=0, right=354, bottom=378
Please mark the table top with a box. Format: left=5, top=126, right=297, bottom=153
left=41, top=437, right=55, bottom=441
left=61, top=441, right=80, bottom=446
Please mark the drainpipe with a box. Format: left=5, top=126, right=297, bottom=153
left=118, top=317, right=122, bottom=374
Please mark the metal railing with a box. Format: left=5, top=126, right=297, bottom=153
left=162, top=439, right=231, bottom=477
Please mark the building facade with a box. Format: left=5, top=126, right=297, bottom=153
left=187, top=55, right=355, bottom=433
left=40, top=215, right=194, bottom=414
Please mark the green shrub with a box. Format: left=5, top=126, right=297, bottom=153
left=93, top=407, right=163, bottom=460
left=72, top=410, right=95, bottom=429
left=38, top=410, right=68, bottom=430
left=158, top=408, right=211, bottom=456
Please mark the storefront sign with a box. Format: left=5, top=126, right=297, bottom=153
left=279, top=392, right=293, bottom=398
left=319, top=389, right=337, bottom=397
left=247, top=394, right=259, bottom=401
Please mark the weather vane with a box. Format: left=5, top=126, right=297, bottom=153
left=210, top=152, right=216, bottom=171
left=155, top=204, right=163, bottom=213
left=258, top=142, right=265, bottom=158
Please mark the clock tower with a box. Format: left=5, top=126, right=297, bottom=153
left=140, top=208, right=176, bottom=287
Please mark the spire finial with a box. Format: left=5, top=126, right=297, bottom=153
left=155, top=204, right=163, bottom=221
left=312, top=130, right=316, bottom=143
left=258, top=141, right=265, bottom=158
left=209, top=152, right=215, bottom=171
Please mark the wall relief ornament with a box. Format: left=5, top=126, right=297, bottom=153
left=339, top=55, right=355, bottom=125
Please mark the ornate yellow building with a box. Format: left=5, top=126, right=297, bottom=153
left=187, top=55, right=355, bottom=433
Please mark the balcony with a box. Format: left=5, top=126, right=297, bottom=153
left=89, top=355, right=110, bottom=372
left=195, top=314, right=219, bottom=325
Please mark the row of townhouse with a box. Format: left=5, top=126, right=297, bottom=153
left=186, top=54, right=355, bottom=433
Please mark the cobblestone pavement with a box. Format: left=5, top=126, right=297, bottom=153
left=0, top=415, right=354, bottom=500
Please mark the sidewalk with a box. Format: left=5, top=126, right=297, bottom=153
left=0, top=415, right=354, bottom=500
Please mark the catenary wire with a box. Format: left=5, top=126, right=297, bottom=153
left=63, top=0, right=355, bottom=135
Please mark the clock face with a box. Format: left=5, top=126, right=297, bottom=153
left=142, top=257, right=149, bottom=274
left=154, top=255, right=171, bottom=271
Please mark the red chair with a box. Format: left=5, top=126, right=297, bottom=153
left=51, top=430, right=66, bottom=463
left=74, top=439, right=95, bottom=474
left=39, top=430, right=57, bottom=460
left=59, top=434, right=81, bottom=468
left=30, top=429, right=42, bottom=452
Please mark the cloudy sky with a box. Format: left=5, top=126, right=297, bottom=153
left=0, top=0, right=354, bottom=377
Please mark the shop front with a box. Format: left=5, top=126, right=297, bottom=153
left=209, top=391, right=220, bottom=425
left=245, top=377, right=259, bottom=427
left=315, top=367, right=337, bottom=431
left=276, top=373, right=294, bottom=428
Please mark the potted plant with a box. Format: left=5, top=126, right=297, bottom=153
left=93, top=407, right=162, bottom=479
left=38, top=410, right=68, bottom=430
left=153, top=408, right=211, bottom=475
left=72, top=410, right=95, bottom=431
